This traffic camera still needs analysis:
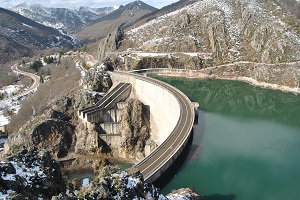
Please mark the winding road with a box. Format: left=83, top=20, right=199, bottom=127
left=0, top=65, right=40, bottom=103
left=11, top=65, right=40, bottom=96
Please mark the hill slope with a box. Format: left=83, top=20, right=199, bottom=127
left=123, top=0, right=300, bottom=64
left=74, top=1, right=157, bottom=42
left=0, top=7, right=81, bottom=64
left=10, top=3, right=116, bottom=31
left=110, top=0, right=300, bottom=88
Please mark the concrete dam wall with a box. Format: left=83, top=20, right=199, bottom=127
left=109, top=72, right=181, bottom=147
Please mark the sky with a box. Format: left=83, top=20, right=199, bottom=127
left=1, top=0, right=178, bottom=9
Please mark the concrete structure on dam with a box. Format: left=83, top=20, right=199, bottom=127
left=109, top=72, right=182, bottom=146
left=78, top=70, right=195, bottom=183
left=110, top=71, right=195, bottom=182
left=78, top=83, right=131, bottom=123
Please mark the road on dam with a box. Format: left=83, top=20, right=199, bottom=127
left=121, top=72, right=195, bottom=182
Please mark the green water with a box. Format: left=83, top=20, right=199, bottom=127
left=153, top=76, right=300, bottom=200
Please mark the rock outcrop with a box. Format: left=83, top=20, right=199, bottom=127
left=119, top=99, right=150, bottom=160
left=166, top=188, right=204, bottom=200
left=82, top=68, right=112, bottom=92
left=74, top=121, right=106, bottom=154
left=0, top=148, right=202, bottom=199
left=124, top=0, right=300, bottom=64
left=31, top=119, right=74, bottom=158
left=57, top=165, right=166, bottom=199
left=5, top=110, right=75, bottom=158
left=0, top=147, right=66, bottom=199
left=97, top=26, right=125, bottom=62
left=4, top=77, right=114, bottom=158
left=113, top=0, right=300, bottom=88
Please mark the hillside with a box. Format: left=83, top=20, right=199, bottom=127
left=74, top=1, right=157, bottom=42
left=0, top=7, right=81, bottom=64
left=104, top=0, right=300, bottom=88
left=125, top=0, right=197, bottom=31
left=123, top=0, right=300, bottom=63
left=10, top=3, right=117, bottom=31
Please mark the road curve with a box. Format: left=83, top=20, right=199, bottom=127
left=115, top=71, right=195, bottom=182
left=8, top=65, right=40, bottom=100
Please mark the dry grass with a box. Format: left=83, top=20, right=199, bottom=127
left=0, top=64, right=18, bottom=88
left=7, top=57, right=81, bottom=134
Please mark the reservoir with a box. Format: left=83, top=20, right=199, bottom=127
left=153, top=76, right=300, bottom=200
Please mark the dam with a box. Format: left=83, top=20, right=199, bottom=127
left=79, top=71, right=195, bottom=182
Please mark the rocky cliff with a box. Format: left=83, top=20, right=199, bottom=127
left=4, top=70, right=112, bottom=157
left=0, top=147, right=66, bottom=199
left=97, top=26, right=125, bottom=62
left=119, top=99, right=150, bottom=160
left=4, top=109, right=75, bottom=159
left=82, top=68, right=113, bottom=92
left=0, top=148, right=204, bottom=199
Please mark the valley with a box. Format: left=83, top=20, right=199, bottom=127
left=0, top=0, right=300, bottom=199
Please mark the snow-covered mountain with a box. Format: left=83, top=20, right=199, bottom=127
left=10, top=3, right=117, bottom=31
left=75, top=1, right=157, bottom=42
left=109, top=0, right=300, bottom=88
left=0, top=7, right=81, bottom=64
left=124, top=0, right=300, bottom=64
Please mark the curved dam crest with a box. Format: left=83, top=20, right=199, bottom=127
left=109, top=71, right=195, bottom=182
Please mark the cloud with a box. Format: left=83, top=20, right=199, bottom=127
left=1, top=0, right=178, bottom=9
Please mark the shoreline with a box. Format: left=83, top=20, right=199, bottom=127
left=152, top=72, right=300, bottom=95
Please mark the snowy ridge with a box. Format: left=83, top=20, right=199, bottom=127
left=10, top=3, right=116, bottom=30
left=126, top=0, right=300, bottom=63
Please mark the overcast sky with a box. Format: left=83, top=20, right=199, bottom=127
left=1, top=0, right=178, bottom=9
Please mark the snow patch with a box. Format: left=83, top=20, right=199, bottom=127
left=22, top=23, right=34, bottom=29
left=82, top=178, right=90, bottom=186
left=0, top=85, right=21, bottom=98
left=0, top=114, right=9, bottom=127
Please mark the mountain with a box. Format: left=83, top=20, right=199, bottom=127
left=108, top=0, right=300, bottom=88
left=74, top=0, right=157, bottom=42
left=121, top=0, right=300, bottom=63
left=10, top=3, right=117, bottom=31
left=127, top=0, right=197, bottom=29
left=0, top=7, right=81, bottom=64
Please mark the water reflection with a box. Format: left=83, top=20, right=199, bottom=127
left=155, top=76, right=300, bottom=200
left=152, top=76, right=300, bottom=128
left=205, top=194, right=236, bottom=200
